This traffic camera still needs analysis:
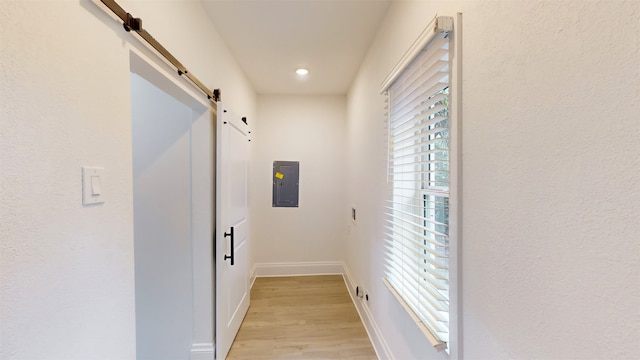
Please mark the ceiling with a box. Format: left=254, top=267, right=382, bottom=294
left=201, top=0, right=391, bottom=95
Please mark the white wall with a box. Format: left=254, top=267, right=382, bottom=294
left=251, top=95, right=348, bottom=271
left=346, top=1, right=640, bottom=359
left=0, top=1, right=255, bottom=358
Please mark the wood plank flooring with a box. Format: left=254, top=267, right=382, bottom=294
left=226, top=275, right=377, bottom=360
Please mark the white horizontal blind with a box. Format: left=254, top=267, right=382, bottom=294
left=384, top=32, right=451, bottom=349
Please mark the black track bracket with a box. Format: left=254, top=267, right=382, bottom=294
left=123, top=13, right=142, bottom=32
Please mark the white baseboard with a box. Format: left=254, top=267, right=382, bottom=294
left=342, top=266, right=393, bottom=360
left=189, top=342, right=214, bottom=360
left=249, top=263, right=257, bottom=289
left=252, top=261, right=345, bottom=277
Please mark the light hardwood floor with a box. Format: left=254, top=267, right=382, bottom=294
left=226, top=275, right=377, bottom=360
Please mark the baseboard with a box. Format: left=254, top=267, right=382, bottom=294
left=253, top=261, right=345, bottom=277
left=249, top=263, right=257, bottom=289
left=189, top=342, right=214, bottom=360
left=342, top=266, right=393, bottom=360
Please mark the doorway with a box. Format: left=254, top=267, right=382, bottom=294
left=129, top=51, right=214, bottom=359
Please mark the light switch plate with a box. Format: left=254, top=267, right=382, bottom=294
left=82, top=167, right=105, bottom=205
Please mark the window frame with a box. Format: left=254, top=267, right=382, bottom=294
left=380, top=14, right=461, bottom=358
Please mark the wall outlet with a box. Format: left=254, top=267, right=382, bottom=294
left=356, top=285, right=369, bottom=303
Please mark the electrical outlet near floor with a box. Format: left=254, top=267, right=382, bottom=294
left=355, top=285, right=369, bottom=303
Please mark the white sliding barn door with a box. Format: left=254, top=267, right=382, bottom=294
left=215, top=106, right=250, bottom=359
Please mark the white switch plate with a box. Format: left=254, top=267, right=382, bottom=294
left=82, top=167, right=105, bottom=205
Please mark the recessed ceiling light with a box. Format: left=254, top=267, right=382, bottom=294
left=296, top=68, right=309, bottom=76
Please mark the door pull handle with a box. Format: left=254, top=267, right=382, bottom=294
left=223, top=227, right=234, bottom=265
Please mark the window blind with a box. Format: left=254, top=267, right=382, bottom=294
left=383, top=30, right=451, bottom=351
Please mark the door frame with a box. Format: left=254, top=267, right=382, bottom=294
left=129, top=47, right=216, bottom=360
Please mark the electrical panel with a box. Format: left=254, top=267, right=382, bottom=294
left=272, top=161, right=299, bottom=207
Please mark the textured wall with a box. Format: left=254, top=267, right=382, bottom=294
left=0, top=0, right=255, bottom=358
left=0, top=1, right=136, bottom=358
left=251, top=95, right=348, bottom=265
left=461, top=1, right=639, bottom=358
left=346, top=0, right=640, bottom=359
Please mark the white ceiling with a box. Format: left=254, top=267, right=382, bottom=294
left=202, top=0, right=391, bottom=95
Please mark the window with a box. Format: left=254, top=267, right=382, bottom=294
left=382, top=16, right=456, bottom=353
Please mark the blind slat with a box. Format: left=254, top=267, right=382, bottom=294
left=391, top=81, right=449, bottom=123
left=385, top=235, right=448, bottom=268
left=384, top=222, right=447, bottom=248
left=388, top=146, right=450, bottom=163
left=385, top=213, right=448, bottom=239
left=384, top=205, right=449, bottom=229
left=392, top=104, right=448, bottom=136
left=391, top=94, right=447, bottom=131
left=384, top=256, right=449, bottom=313
left=392, top=121, right=449, bottom=147
left=386, top=276, right=449, bottom=328
left=384, top=253, right=448, bottom=296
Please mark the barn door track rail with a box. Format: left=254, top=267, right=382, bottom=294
left=95, top=0, right=221, bottom=103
